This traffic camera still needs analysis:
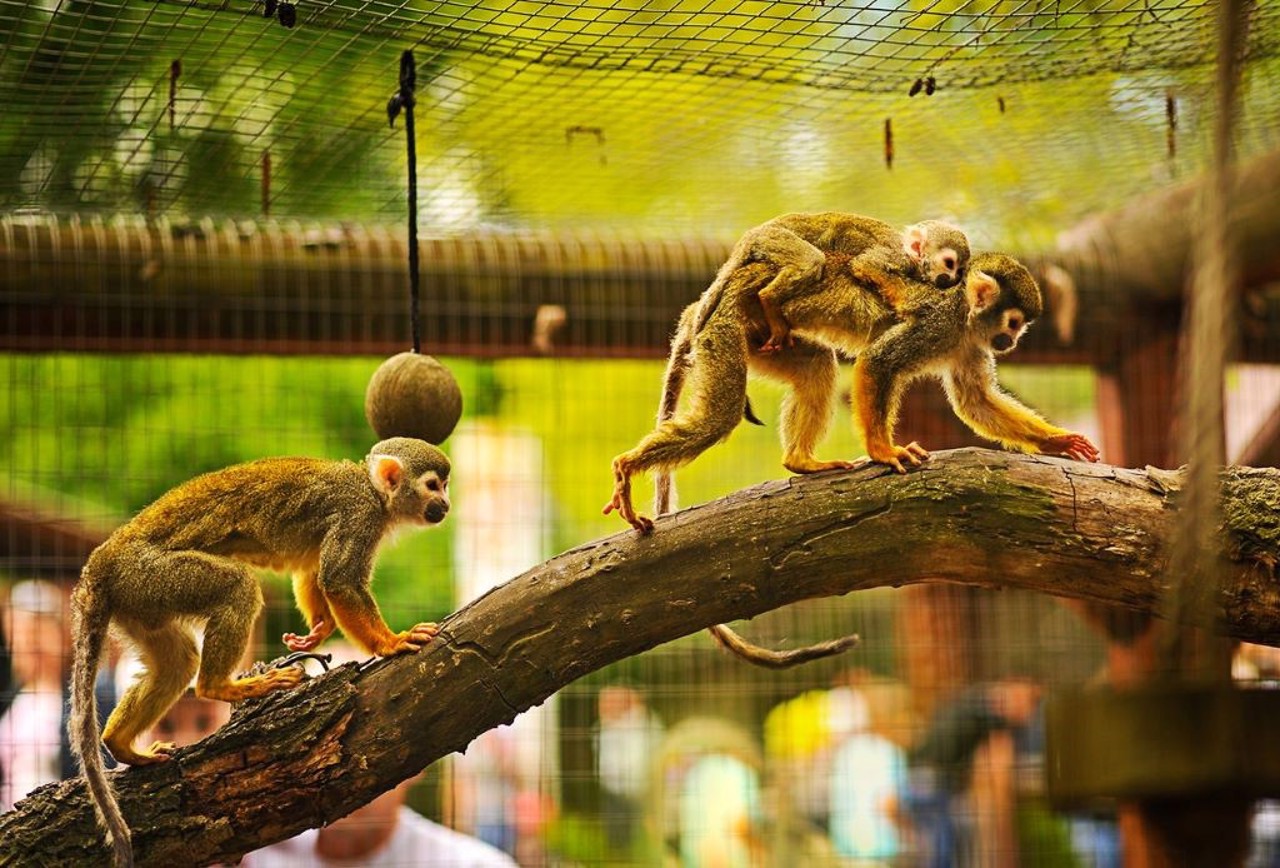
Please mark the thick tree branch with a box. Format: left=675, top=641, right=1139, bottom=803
left=2, top=448, right=1279, bottom=865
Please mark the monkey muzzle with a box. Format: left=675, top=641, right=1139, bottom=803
left=425, top=501, right=449, bottom=524
left=934, top=271, right=962, bottom=289
left=992, top=333, right=1015, bottom=352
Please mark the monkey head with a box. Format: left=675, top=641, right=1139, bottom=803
left=904, top=220, right=971, bottom=289
left=367, top=437, right=451, bottom=525
left=964, top=253, right=1042, bottom=356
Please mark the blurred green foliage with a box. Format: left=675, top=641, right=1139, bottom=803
left=2, top=1, right=1272, bottom=241
left=0, top=352, right=1095, bottom=631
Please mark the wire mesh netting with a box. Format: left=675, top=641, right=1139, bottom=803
left=1, top=0, right=1279, bottom=237
left=3, top=1, right=1280, bottom=867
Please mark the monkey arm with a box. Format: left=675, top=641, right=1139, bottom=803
left=851, top=322, right=933, bottom=473
left=845, top=250, right=922, bottom=313
left=316, top=533, right=438, bottom=656
left=942, top=350, right=1099, bottom=461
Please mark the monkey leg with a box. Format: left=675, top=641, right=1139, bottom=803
left=605, top=321, right=749, bottom=532
left=744, top=227, right=824, bottom=352
left=323, top=584, right=438, bottom=657
left=283, top=569, right=336, bottom=652
left=750, top=342, right=853, bottom=474
left=196, top=567, right=302, bottom=703
left=851, top=355, right=928, bottom=473
left=847, top=259, right=920, bottom=313
left=102, top=621, right=199, bottom=765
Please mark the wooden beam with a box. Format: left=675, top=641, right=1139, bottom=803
left=2, top=148, right=1279, bottom=363
left=0, top=497, right=109, bottom=580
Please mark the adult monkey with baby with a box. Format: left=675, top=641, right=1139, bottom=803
left=69, top=437, right=451, bottom=867
left=607, top=211, right=979, bottom=529
left=604, top=235, right=1099, bottom=531
left=605, top=245, right=1098, bottom=667
left=699, top=211, right=972, bottom=352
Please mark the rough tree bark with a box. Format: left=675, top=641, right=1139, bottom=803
left=2, top=448, right=1279, bottom=866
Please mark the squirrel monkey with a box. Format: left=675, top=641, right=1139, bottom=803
left=69, top=437, right=451, bottom=867
left=695, top=212, right=971, bottom=352
left=604, top=252, right=1097, bottom=669
left=605, top=251, right=1098, bottom=534
left=850, top=252, right=1099, bottom=472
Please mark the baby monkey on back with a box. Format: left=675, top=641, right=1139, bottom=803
left=697, top=212, right=971, bottom=352
left=69, top=437, right=451, bottom=867
left=605, top=233, right=1099, bottom=535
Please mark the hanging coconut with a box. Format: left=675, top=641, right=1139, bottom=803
left=365, top=350, right=463, bottom=445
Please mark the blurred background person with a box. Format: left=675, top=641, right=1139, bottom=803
left=0, top=580, right=105, bottom=809
left=245, top=773, right=519, bottom=868
left=905, top=677, right=1042, bottom=868
left=218, top=641, right=521, bottom=867
left=828, top=684, right=908, bottom=865
left=594, top=684, right=663, bottom=857
left=147, top=688, right=232, bottom=753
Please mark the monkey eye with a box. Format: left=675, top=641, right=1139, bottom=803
left=943, top=255, right=957, bottom=270
left=1008, top=315, right=1023, bottom=330
left=425, top=478, right=442, bottom=492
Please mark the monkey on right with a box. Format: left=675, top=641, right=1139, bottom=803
left=605, top=251, right=1098, bottom=535
left=849, top=252, right=1097, bottom=472
left=604, top=250, right=1097, bottom=669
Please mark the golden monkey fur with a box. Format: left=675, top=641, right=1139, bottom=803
left=604, top=253, right=1098, bottom=667
left=694, top=212, right=971, bottom=352
left=607, top=250, right=1098, bottom=534
left=69, top=437, right=451, bottom=867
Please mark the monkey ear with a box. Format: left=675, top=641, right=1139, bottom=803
left=966, top=270, right=1001, bottom=312
left=902, top=223, right=927, bottom=258
left=369, top=454, right=407, bottom=494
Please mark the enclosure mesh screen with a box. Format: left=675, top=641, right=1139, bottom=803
left=2, top=2, right=1278, bottom=867
left=2, top=0, right=1279, bottom=238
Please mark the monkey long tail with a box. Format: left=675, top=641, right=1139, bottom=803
left=69, top=579, right=133, bottom=868
left=708, top=623, right=861, bottom=669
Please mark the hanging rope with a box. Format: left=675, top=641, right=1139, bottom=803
left=387, top=49, right=421, bottom=354
left=1160, top=0, right=1252, bottom=676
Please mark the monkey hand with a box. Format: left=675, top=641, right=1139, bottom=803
left=283, top=619, right=334, bottom=652
left=867, top=441, right=930, bottom=474
left=378, top=622, right=440, bottom=655
left=759, top=324, right=795, bottom=354
left=1040, top=432, right=1100, bottom=463
left=113, top=740, right=178, bottom=766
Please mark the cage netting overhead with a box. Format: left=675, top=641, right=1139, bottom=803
left=2, top=0, right=1278, bottom=242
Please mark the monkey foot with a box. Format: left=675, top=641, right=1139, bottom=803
left=1043, top=432, right=1100, bottom=463
left=200, top=666, right=304, bottom=703
left=602, top=473, right=655, bottom=534
left=602, top=492, right=654, bottom=533
left=868, top=441, right=930, bottom=474
left=783, top=457, right=859, bottom=474
left=758, top=330, right=796, bottom=354
left=109, top=740, right=177, bottom=766
left=395, top=622, right=441, bottom=653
